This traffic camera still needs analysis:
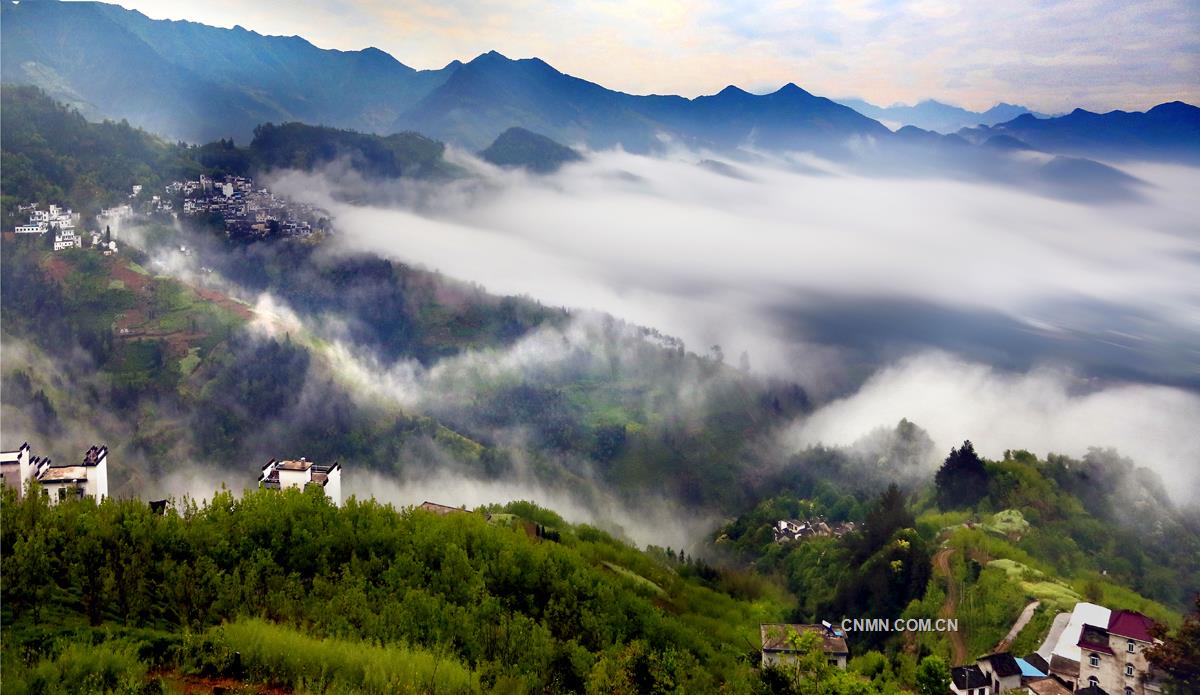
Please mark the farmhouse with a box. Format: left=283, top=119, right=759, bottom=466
left=950, top=664, right=990, bottom=695
left=759, top=623, right=849, bottom=669
left=0, top=442, right=109, bottom=504
left=259, top=457, right=342, bottom=505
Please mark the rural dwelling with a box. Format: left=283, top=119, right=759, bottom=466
left=259, top=457, right=342, bottom=505
left=979, top=652, right=1024, bottom=693
left=950, top=664, right=991, bottom=695
left=0, top=442, right=109, bottom=504
left=1076, top=610, right=1161, bottom=695
left=759, top=623, right=848, bottom=669
left=417, top=501, right=469, bottom=516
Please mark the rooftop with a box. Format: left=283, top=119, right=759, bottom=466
left=38, top=466, right=88, bottom=483
left=1026, top=676, right=1074, bottom=695
left=275, top=458, right=313, bottom=471
left=1016, top=656, right=1048, bottom=678
left=951, top=664, right=988, bottom=690
left=1107, top=610, right=1155, bottom=642
left=981, top=651, right=1023, bottom=677
left=759, top=624, right=848, bottom=655
left=418, top=501, right=467, bottom=516
left=1049, top=654, right=1079, bottom=678
left=1025, top=653, right=1050, bottom=674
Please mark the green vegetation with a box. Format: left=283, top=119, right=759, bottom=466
left=1, top=486, right=804, bottom=694
left=189, top=619, right=477, bottom=694
left=480, top=127, right=583, bottom=174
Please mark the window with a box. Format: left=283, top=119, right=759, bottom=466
left=1125, top=688, right=1133, bottom=695
left=1089, top=677, right=1099, bottom=687
left=1126, top=664, right=1135, bottom=677
left=1127, top=639, right=1135, bottom=653
left=1090, top=653, right=1100, bottom=667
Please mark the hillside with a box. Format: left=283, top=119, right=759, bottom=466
left=2, top=3, right=889, bottom=154
left=712, top=443, right=1198, bottom=665
left=0, top=85, right=461, bottom=223
left=0, top=488, right=801, bottom=693
left=480, top=127, right=584, bottom=173
left=0, top=0, right=457, bottom=143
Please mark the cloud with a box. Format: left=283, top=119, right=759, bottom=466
left=787, top=351, right=1200, bottom=503
left=271, top=149, right=1200, bottom=393
left=261, top=146, right=1200, bottom=502
left=349, top=469, right=717, bottom=551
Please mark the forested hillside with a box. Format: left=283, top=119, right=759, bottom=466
left=714, top=442, right=1198, bottom=665
left=1, top=486, right=899, bottom=694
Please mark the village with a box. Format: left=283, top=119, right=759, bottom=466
left=7, top=173, right=328, bottom=251
left=760, top=601, right=1162, bottom=695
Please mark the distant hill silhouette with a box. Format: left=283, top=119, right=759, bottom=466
left=959, top=102, right=1200, bottom=162
left=1, top=3, right=887, bottom=154
left=480, top=127, right=583, bottom=173
left=839, top=98, right=1048, bottom=133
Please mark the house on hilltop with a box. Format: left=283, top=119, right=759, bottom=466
left=259, top=457, right=342, bottom=505
left=759, top=623, right=849, bottom=669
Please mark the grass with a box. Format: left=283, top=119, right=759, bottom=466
left=988, top=558, right=1081, bottom=611
left=602, top=560, right=667, bottom=597
left=192, top=619, right=478, bottom=695
left=983, top=509, right=1030, bottom=538
left=178, top=347, right=201, bottom=376
left=2, top=640, right=150, bottom=695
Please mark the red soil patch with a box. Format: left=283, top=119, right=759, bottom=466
left=196, top=286, right=254, bottom=321
left=153, top=671, right=291, bottom=695
left=107, top=257, right=153, bottom=292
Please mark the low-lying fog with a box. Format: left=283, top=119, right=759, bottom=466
left=264, top=147, right=1200, bottom=503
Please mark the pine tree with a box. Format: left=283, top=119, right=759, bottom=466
left=934, top=440, right=989, bottom=509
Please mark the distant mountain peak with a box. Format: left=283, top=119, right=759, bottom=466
left=716, top=85, right=751, bottom=97
left=776, top=82, right=811, bottom=96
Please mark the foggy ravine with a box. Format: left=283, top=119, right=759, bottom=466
left=259, top=146, right=1200, bottom=504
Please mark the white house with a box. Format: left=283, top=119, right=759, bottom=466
left=14, top=223, right=46, bottom=234
left=0, top=442, right=109, bottom=503
left=259, top=457, right=342, bottom=505
left=760, top=623, right=849, bottom=669
left=0, top=442, right=37, bottom=493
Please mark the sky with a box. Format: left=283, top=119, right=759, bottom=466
left=100, top=0, right=1199, bottom=113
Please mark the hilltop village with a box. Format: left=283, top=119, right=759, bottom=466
left=6, top=173, right=328, bottom=249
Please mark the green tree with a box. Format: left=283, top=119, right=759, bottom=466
left=1147, top=594, right=1200, bottom=693
left=935, top=440, right=989, bottom=509
left=915, top=655, right=950, bottom=695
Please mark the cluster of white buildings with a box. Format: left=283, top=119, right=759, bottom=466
left=773, top=516, right=857, bottom=543
left=170, top=174, right=324, bottom=239
left=0, top=442, right=109, bottom=504
left=13, top=203, right=83, bottom=251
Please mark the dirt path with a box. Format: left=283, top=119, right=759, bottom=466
left=934, top=547, right=969, bottom=665
left=995, top=600, right=1040, bottom=653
